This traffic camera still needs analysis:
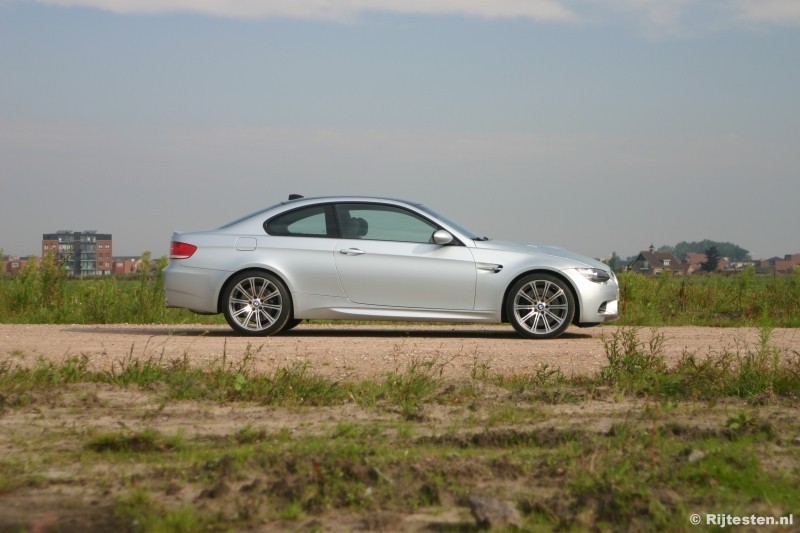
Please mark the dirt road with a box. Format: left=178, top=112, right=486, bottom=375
left=2, top=323, right=798, bottom=379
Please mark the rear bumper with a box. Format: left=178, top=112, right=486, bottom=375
left=163, top=262, right=230, bottom=314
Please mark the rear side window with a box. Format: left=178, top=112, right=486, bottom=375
left=265, top=205, right=334, bottom=237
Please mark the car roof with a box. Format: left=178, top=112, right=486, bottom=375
left=281, top=195, right=422, bottom=207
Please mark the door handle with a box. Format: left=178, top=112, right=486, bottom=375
left=339, top=248, right=366, bottom=256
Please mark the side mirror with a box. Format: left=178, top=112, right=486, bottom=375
left=432, top=229, right=454, bottom=245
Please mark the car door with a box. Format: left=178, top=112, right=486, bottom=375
left=263, top=204, right=343, bottom=297
left=333, top=203, right=477, bottom=309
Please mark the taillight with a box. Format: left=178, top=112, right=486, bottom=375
left=170, top=241, right=197, bottom=259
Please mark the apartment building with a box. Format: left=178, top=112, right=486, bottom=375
left=42, top=231, right=113, bottom=277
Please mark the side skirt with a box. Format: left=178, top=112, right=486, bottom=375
left=292, top=294, right=501, bottom=323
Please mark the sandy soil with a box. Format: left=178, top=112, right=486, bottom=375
left=2, top=323, right=799, bottom=378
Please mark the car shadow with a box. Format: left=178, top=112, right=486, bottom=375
left=62, top=325, right=594, bottom=340
left=279, top=329, right=594, bottom=340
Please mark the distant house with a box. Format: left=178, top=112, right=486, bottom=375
left=685, top=252, right=732, bottom=273
left=3, top=255, right=32, bottom=275
left=628, top=246, right=688, bottom=275
left=760, top=254, right=800, bottom=274
left=112, top=257, right=143, bottom=276
left=723, top=259, right=758, bottom=273
left=685, top=253, right=707, bottom=275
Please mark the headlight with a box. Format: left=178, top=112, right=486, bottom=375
left=577, top=268, right=611, bottom=283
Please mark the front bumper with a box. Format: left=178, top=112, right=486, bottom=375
left=563, top=269, right=620, bottom=325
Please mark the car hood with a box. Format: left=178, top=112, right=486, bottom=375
left=473, top=240, right=607, bottom=270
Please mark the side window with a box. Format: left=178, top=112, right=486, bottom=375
left=265, top=205, right=332, bottom=237
left=335, top=204, right=438, bottom=243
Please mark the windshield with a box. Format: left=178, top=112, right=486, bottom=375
left=416, top=205, right=484, bottom=240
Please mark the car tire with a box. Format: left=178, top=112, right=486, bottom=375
left=506, top=273, right=575, bottom=339
left=222, top=271, right=292, bottom=336
left=281, top=318, right=302, bottom=332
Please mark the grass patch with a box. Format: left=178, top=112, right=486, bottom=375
left=86, top=428, right=185, bottom=454
left=114, top=489, right=212, bottom=532
left=597, top=325, right=800, bottom=400
left=617, top=269, right=800, bottom=327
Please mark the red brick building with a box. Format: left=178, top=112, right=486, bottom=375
left=3, top=256, right=32, bottom=275
left=112, top=257, right=142, bottom=276
left=42, top=231, right=112, bottom=277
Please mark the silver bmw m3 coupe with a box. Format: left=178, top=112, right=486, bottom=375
left=164, top=195, right=619, bottom=339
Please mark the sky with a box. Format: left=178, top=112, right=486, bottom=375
left=1, top=0, right=799, bottom=261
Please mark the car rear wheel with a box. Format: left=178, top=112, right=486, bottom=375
left=222, top=271, right=292, bottom=336
left=506, top=273, right=574, bottom=339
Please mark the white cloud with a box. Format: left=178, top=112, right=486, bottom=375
left=736, top=0, right=800, bottom=26
left=19, top=0, right=800, bottom=33
left=603, top=0, right=693, bottom=26
left=581, top=0, right=800, bottom=37
left=584, top=0, right=700, bottom=38
left=32, top=0, right=575, bottom=21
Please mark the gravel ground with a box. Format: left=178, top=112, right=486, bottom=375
left=2, top=323, right=799, bottom=380
left=1, top=322, right=799, bottom=531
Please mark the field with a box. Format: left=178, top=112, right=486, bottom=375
left=2, top=255, right=800, bottom=328
left=1, top=262, right=800, bottom=530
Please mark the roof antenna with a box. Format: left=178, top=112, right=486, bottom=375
left=288, top=194, right=304, bottom=200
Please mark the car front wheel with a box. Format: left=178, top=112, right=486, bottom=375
left=222, top=271, right=292, bottom=336
left=506, top=273, right=575, bottom=339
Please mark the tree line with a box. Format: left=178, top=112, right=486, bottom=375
left=606, top=240, right=752, bottom=273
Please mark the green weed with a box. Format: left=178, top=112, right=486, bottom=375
left=0, top=251, right=222, bottom=325
left=368, top=357, right=448, bottom=420
left=599, top=326, right=800, bottom=400
left=599, top=327, right=668, bottom=394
